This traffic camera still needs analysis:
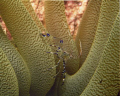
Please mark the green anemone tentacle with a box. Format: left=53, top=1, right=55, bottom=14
left=0, top=26, right=31, bottom=96
left=0, top=48, right=19, bottom=96
left=81, top=12, right=120, bottom=96
left=75, top=0, right=102, bottom=66
left=0, top=0, right=56, bottom=95
left=58, top=0, right=119, bottom=96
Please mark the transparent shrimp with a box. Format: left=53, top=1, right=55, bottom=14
left=40, top=33, right=73, bottom=85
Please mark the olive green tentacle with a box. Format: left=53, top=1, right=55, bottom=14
left=0, top=26, right=31, bottom=96
left=44, top=1, right=79, bottom=75
left=0, top=48, right=19, bottom=96
left=58, top=1, right=119, bottom=96
left=81, top=12, right=120, bottom=96
left=21, top=0, right=55, bottom=46
left=0, top=0, right=55, bottom=96
left=21, top=0, right=46, bottom=32
left=75, top=0, right=102, bottom=66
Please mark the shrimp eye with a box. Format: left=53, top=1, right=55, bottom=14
left=60, top=40, right=63, bottom=43
left=46, top=33, right=50, bottom=37
left=42, top=34, right=46, bottom=37
left=58, top=47, right=61, bottom=49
